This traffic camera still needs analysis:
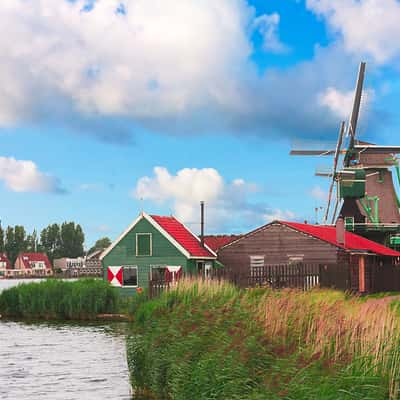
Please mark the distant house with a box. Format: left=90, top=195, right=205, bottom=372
left=217, top=220, right=400, bottom=293
left=85, top=249, right=103, bottom=270
left=53, top=257, right=85, bottom=272
left=14, top=253, right=53, bottom=276
left=100, top=212, right=217, bottom=294
left=0, top=254, right=11, bottom=278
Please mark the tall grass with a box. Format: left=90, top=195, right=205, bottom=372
left=0, top=279, right=119, bottom=320
left=127, top=278, right=400, bottom=399
left=260, top=289, right=400, bottom=398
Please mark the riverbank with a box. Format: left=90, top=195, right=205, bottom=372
left=127, top=279, right=400, bottom=399
left=0, top=279, right=119, bottom=320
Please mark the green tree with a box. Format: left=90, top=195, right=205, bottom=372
left=60, top=222, right=85, bottom=258
left=40, top=223, right=61, bottom=261
left=88, top=237, right=111, bottom=255
left=0, top=223, right=4, bottom=253
left=5, top=225, right=27, bottom=265
left=26, top=229, right=38, bottom=252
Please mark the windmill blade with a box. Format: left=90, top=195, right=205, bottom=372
left=347, top=62, right=366, bottom=145
left=290, top=150, right=336, bottom=156
left=324, top=121, right=346, bottom=223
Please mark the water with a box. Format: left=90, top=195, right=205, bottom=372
left=0, top=280, right=132, bottom=400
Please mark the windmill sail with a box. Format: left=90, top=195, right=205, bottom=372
left=324, top=121, right=345, bottom=223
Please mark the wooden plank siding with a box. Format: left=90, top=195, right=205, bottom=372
left=218, top=223, right=343, bottom=276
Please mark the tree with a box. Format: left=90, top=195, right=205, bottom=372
left=40, top=223, right=61, bottom=261
left=5, top=225, right=26, bottom=265
left=0, top=223, right=4, bottom=253
left=26, top=229, right=38, bottom=252
left=88, top=237, right=111, bottom=255
left=59, top=222, right=85, bottom=258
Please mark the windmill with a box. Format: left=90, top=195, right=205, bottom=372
left=291, top=62, right=400, bottom=247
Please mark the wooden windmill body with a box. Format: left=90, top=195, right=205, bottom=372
left=291, top=62, right=400, bottom=248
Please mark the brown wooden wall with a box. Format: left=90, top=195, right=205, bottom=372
left=218, top=223, right=342, bottom=274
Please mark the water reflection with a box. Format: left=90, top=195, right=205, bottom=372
left=0, top=321, right=132, bottom=400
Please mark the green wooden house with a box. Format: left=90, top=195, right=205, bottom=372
left=100, top=212, right=217, bottom=294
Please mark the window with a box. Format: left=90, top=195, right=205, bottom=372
left=123, top=266, right=138, bottom=287
left=150, top=265, right=182, bottom=283
left=250, top=255, right=264, bottom=276
left=151, top=265, right=166, bottom=281
left=287, top=255, right=304, bottom=264
left=136, top=233, right=152, bottom=256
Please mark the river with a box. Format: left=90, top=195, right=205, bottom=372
left=0, top=279, right=132, bottom=400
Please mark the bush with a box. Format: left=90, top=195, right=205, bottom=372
left=0, top=279, right=119, bottom=320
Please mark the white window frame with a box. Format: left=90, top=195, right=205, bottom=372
left=136, top=233, right=152, bottom=256
left=122, top=265, right=139, bottom=288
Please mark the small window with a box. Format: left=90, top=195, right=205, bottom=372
left=123, top=266, right=138, bottom=287
left=136, top=233, right=152, bottom=256
left=250, top=255, right=264, bottom=277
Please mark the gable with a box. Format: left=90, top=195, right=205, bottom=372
left=102, top=217, right=188, bottom=263
left=218, top=223, right=339, bottom=265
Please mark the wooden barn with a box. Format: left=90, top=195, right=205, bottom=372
left=100, top=212, right=217, bottom=295
left=217, top=220, right=400, bottom=293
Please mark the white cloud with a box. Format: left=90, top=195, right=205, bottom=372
left=253, top=13, right=289, bottom=54
left=318, top=85, right=374, bottom=122
left=0, top=157, right=64, bottom=193
left=310, top=185, right=328, bottom=201
left=306, top=0, right=400, bottom=63
left=0, top=0, right=257, bottom=127
left=263, top=209, right=296, bottom=222
left=133, top=166, right=294, bottom=232
left=318, top=87, right=354, bottom=119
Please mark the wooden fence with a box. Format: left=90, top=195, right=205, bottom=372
left=148, top=262, right=400, bottom=298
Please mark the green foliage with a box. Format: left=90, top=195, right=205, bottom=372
left=88, top=237, right=111, bottom=255
left=0, top=279, right=119, bottom=320
left=126, top=281, right=400, bottom=399
left=4, top=225, right=27, bottom=265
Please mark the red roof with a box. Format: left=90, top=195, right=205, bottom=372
left=281, top=221, right=400, bottom=257
left=0, top=253, right=11, bottom=269
left=150, top=215, right=215, bottom=258
left=204, top=235, right=243, bottom=252
left=18, top=253, right=52, bottom=269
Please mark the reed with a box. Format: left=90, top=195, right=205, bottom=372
left=127, top=278, right=400, bottom=399
left=0, top=279, right=119, bottom=320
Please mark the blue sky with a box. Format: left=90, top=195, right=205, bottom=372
left=1, top=0, right=400, bottom=247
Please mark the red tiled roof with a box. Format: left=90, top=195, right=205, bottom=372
left=150, top=215, right=215, bottom=258
left=18, top=253, right=52, bottom=269
left=203, top=235, right=243, bottom=252
left=0, top=253, right=11, bottom=269
left=281, top=221, right=400, bottom=257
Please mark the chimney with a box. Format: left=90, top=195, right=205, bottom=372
left=336, top=217, right=345, bottom=246
left=200, top=201, right=205, bottom=246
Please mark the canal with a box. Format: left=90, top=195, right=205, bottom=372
left=0, top=280, right=132, bottom=399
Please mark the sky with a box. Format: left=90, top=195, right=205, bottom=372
left=1, top=0, right=400, bottom=248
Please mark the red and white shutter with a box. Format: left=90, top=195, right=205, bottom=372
left=166, top=266, right=182, bottom=283
left=108, top=266, right=123, bottom=287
